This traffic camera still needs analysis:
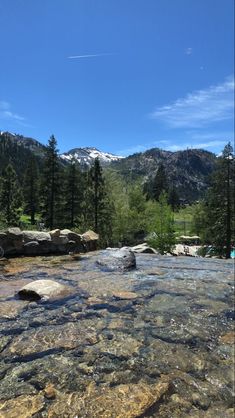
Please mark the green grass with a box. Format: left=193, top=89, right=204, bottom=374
left=20, top=213, right=41, bottom=230
left=174, top=205, right=195, bottom=236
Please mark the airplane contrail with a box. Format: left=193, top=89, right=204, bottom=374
left=68, top=53, right=115, bottom=59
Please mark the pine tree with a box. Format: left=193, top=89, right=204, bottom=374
left=203, top=142, right=235, bottom=258
left=144, top=163, right=168, bottom=201
left=146, top=192, right=175, bottom=254
left=168, top=186, right=180, bottom=212
left=0, top=164, right=22, bottom=226
left=153, top=164, right=168, bottom=201
left=23, top=157, right=39, bottom=224
left=63, top=159, right=84, bottom=228
left=85, top=158, right=104, bottom=232
left=84, top=158, right=113, bottom=245
left=40, top=135, right=62, bottom=229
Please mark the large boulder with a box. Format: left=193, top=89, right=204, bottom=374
left=97, top=248, right=136, bottom=271
left=18, top=279, right=70, bottom=301
left=82, top=230, right=99, bottom=251
left=60, top=229, right=82, bottom=244
left=6, top=227, right=23, bottom=240
left=1, top=228, right=23, bottom=256
left=49, top=229, right=61, bottom=238
left=23, top=241, right=40, bottom=255
left=23, top=231, right=51, bottom=243
left=51, top=236, right=69, bottom=245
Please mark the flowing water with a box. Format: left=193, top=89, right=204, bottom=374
left=0, top=252, right=234, bottom=417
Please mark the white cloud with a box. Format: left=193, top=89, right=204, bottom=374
left=150, top=76, right=234, bottom=128
left=0, top=101, right=25, bottom=121
left=185, top=47, right=193, bottom=55
left=68, top=53, right=115, bottom=59
left=165, top=139, right=228, bottom=152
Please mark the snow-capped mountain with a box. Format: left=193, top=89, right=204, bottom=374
left=60, top=147, right=124, bottom=167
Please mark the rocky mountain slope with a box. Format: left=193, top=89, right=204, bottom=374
left=111, top=147, right=216, bottom=201
left=0, top=131, right=216, bottom=201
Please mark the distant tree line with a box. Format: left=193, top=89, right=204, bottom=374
left=0, top=136, right=234, bottom=257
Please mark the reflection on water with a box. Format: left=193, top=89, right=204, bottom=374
left=0, top=253, right=234, bottom=417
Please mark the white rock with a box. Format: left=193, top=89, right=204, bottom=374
left=18, top=279, right=68, bottom=300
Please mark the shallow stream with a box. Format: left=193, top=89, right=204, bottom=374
left=0, top=252, right=234, bottom=417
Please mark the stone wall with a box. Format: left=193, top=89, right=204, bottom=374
left=0, top=228, right=99, bottom=257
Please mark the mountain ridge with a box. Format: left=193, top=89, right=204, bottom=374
left=0, top=130, right=217, bottom=201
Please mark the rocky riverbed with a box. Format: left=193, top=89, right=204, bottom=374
left=0, top=252, right=234, bottom=417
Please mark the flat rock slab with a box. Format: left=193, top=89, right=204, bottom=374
left=0, top=300, right=27, bottom=319
left=112, top=291, right=138, bottom=300
left=23, top=231, right=51, bottom=243
left=0, top=394, right=45, bottom=418
left=48, top=380, right=169, bottom=418
left=18, top=279, right=70, bottom=301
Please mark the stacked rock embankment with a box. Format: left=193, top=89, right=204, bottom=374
left=0, top=228, right=99, bottom=257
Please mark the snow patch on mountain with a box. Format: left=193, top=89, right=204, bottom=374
left=60, top=147, right=124, bottom=166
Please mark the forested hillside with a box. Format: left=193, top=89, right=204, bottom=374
left=0, top=131, right=216, bottom=202
left=0, top=132, right=234, bottom=258
left=0, top=132, right=45, bottom=180
left=111, top=148, right=216, bottom=201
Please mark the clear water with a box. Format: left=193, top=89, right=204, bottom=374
left=0, top=253, right=234, bottom=417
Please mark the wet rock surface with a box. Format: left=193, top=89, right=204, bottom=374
left=97, top=248, right=136, bottom=271
left=18, top=279, right=71, bottom=301
left=0, top=252, right=234, bottom=417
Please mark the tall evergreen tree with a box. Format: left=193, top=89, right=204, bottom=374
left=153, top=163, right=168, bottom=201
left=204, top=142, right=234, bottom=258
left=168, top=185, right=180, bottom=212
left=84, top=158, right=113, bottom=245
left=40, top=135, right=61, bottom=229
left=23, top=157, right=39, bottom=224
left=0, top=164, right=22, bottom=226
left=86, top=158, right=105, bottom=232
left=63, top=159, right=84, bottom=228
left=144, top=163, right=168, bottom=201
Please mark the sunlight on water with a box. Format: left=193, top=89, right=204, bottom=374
left=0, top=253, right=234, bottom=417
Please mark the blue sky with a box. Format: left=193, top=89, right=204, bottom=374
left=0, top=0, right=234, bottom=155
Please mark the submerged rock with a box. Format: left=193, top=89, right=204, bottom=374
left=18, top=279, right=69, bottom=301
left=4, top=322, right=98, bottom=357
left=47, top=380, right=169, bottom=418
left=97, top=248, right=136, bottom=271
left=112, top=291, right=138, bottom=300
left=0, top=394, right=44, bottom=418
left=0, top=300, right=27, bottom=319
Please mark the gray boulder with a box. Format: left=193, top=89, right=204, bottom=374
left=23, top=231, right=51, bottom=243
left=6, top=227, right=23, bottom=239
left=82, top=230, right=99, bottom=251
left=97, top=248, right=136, bottom=271
left=1, top=228, right=23, bottom=256
left=49, top=229, right=61, bottom=238
left=23, top=241, right=40, bottom=255
left=18, top=279, right=70, bottom=301
left=60, top=229, right=82, bottom=243
left=51, top=236, right=69, bottom=245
